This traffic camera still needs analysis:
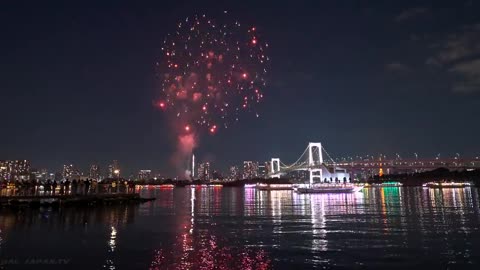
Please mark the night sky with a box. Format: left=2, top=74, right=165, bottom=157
left=1, top=1, right=479, bottom=176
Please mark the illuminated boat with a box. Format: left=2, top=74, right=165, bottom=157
left=295, top=183, right=364, bottom=194
left=381, top=181, right=403, bottom=187
left=423, top=181, right=472, bottom=188
left=256, top=183, right=293, bottom=190
left=158, top=184, right=175, bottom=188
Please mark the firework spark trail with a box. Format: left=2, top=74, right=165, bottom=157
left=156, top=11, right=269, bottom=135
left=156, top=12, right=269, bottom=178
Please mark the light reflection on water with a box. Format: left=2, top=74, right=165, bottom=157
left=0, top=186, right=479, bottom=269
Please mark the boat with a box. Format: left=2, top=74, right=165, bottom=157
left=295, top=183, right=364, bottom=194
left=423, top=181, right=472, bottom=188
left=381, top=181, right=402, bottom=187
left=364, top=182, right=403, bottom=188
left=256, top=183, right=293, bottom=190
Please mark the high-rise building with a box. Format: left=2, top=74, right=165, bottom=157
left=0, top=160, right=31, bottom=180
left=63, top=164, right=73, bottom=178
left=0, top=161, right=7, bottom=180
left=138, top=170, right=152, bottom=180
left=243, top=161, right=252, bottom=179
left=258, top=162, right=269, bottom=179
left=229, top=166, right=240, bottom=180
left=197, top=162, right=211, bottom=181
left=89, top=164, right=100, bottom=180
left=33, top=168, right=49, bottom=181
left=265, top=161, right=271, bottom=175
left=204, top=162, right=211, bottom=181
left=17, top=160, right=31, bottom=175
left=62, top=164, right=82, bottom=179
left=108, top=160, right=120, bottom=178
left=197, top=163, right=204, bottom=180
left=243, top=161, right=259, bottom=179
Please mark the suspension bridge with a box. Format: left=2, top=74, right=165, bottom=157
left=269, top=142, right=480, bottom=182
left=269, top=142, right=346, bottom=185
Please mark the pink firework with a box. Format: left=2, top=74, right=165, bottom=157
left=156, top=13, right=269, bottom=134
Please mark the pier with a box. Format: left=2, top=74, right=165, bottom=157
left=0, top=193, right=155, bottom=208
left=0, top=183, right=155, bottom=208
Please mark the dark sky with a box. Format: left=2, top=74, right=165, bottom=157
left=1, top=0, right=479, bottom=176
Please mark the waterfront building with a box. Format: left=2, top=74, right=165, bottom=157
left=197, top=162, right=211, bottom=181
left=258, top=162, right=269, bottom=179
left=33, top=168, right=49, bottom=181
left=63, top=164, right=74, bottom=178
left=138, top=169, right=152, bottom=180
left=89, top=164, right=100, bottom=180
left=229, top=166, right=240, bottom=180
left=0, top=160, right=31, bottom=180
left=0, top=161, right=7, bottom=180
left=63, top=164, right=82, bottom=179
left=243, top=161, right=259, bottom=179
left=108, top=160, right=120, bottom=178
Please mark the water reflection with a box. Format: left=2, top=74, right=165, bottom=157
left=148, top=187, right=271, bottom=270
left=0, top=186, right=479, bottom=269
left=103, top=226, right=117, bottom=269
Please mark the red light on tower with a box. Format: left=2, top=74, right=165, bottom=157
left=252, top=39, right=257, bottom=45
left=242, top=73, right=247, bottom=79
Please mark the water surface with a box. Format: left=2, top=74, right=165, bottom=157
left=1, top=186, right=479, bottom=269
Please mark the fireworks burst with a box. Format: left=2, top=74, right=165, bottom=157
left=156, top=12, right=269, bottom=134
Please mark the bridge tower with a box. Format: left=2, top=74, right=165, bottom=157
left=270, top=158, right=281, bottom=178
left=308, top=143, right=323, bottom=185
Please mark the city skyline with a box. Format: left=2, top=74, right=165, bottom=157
left=2, top=1, right=480, bottom=176
left=2, top=149, right=479, bottom=180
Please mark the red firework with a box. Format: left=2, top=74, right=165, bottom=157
left=156, top=12, right=269, bottom=134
